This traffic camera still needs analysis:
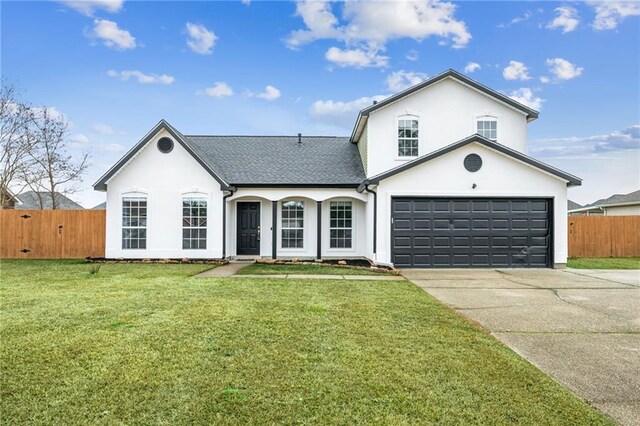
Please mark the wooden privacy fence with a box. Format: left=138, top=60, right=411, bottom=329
left=568, top=216, right=640, bottom=258
left=0, top=210, right=105, bottom=259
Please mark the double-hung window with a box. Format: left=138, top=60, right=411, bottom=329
left=477, top=119, right=497, bottom=140
left=398, top=118, right=419, bottom=157
left=122, top=196, right=147, bottom=249
left=330, top=201, right=352, bottom=248
left=182, top=197, right=207, bottom=249
left=281, top=201, right=304, bottom=248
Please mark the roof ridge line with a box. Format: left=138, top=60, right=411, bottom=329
left=184, top=134, right=349, bottom=138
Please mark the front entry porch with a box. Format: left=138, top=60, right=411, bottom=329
left=225, top=188, right=371, bottom=261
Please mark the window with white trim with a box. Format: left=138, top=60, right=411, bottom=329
left=122, top=196, right=147, bottom=249
left=477, top=119, right=497, bottom=140
left=398, top=118, right=419, bottom=157
left=281, top=201, right=304, bottom=248
left=182, top=197, right=207, bottom=249
left=330, top=201, right=352, bottom=248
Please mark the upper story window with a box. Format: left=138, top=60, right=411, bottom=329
left=182, top=197, right=207, bottom=250
left=122, top=196, right=147, bottom=249
left=398, top=118, right=419, bottom=157
left=282, top=201, right=304, bottom=248
left=477, top=119, right=497, bottom=141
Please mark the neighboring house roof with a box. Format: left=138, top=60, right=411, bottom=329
left=16, top=191, right=84, bottom=210
left=93, top=120, right=366, bottom=191
left=358, top=134, right=582, bottom=188
left=569, top=190, right=640, bottom=213
left=350, top=69, right=540, bottom=142
left=568, top=200, right=582, bottom=211
left=92, top=202, right=106, bottom=210
left=184, top=135, right=365, bottom=186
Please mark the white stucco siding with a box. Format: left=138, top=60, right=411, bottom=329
left=365, top=77, right=529, bottom=177
left=105, top=129, right=224, bottom=259
left=374, top=142, right=570, bottom=266
left=227, top=188, right=369, bottom=259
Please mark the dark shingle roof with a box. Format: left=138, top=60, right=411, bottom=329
left=568, top=200, right=582, bottom=210
left=183, top=135, right=365, bottom=186
left=16, top=191, right=84, bottom=210
left=582, top=190, right=640, bottom=209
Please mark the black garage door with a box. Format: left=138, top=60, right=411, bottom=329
left=391, top=198, right=552, bottom=268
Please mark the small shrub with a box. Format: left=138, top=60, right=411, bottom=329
left=88, top=264, right=101, bottom=275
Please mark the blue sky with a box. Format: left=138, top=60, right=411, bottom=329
left=3, top=0, right=639, bottom=208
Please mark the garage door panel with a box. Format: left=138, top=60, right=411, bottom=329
left=391, top=197, right=552, bottom=268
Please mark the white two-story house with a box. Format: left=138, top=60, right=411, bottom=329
left=94, top=69, right=581, bottom=268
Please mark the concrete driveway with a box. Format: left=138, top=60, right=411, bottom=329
left=403, top=268, right=640, bottom=426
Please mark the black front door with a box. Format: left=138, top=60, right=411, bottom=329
left=237, top=202, right=260, bottom=255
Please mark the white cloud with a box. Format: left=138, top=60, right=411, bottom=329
left=503, top=60, right=531, bottom=81
left=32, top=106, right=68, bottom=123
left=546, top=58, right=583, bottom=80
left=91, top=123, right=115, bottom=135
left=59, top=0, right=123, bottom=16
left=540, top=76, right=550, bottom=84
left=497, top=10, right=533, bottom=28
left=547, top=6, right=580, bottom=33
left=254, top=85, right=281, bottom=101
left=70, top=134, right=89, bottom=143
left=464, top=62, right=480, bottom=73
left=186, top=22, right=217, bottom=55
left=508, top=88, right=543, bottom=110
left=325, top=46, right=388, bottom=68
left=286, top=0, right=471, bottom=67
left=385, top=70, right=427, bottom=92
left=310, top=94, right=388, bottom=128
left=91, top=19, right=136, bottom=50
left=204, top=82, right=233, bottom=97
left=241, top=0, right=251, bottom=4
left=405, top=49, right=419, bottom=61
left=531, top=125, right=640, bottom=159
left=107, top=70, right=175, bottom=84
left=588, top=1, right=640, bottom=30
left=100, top=143, right=127, bottom=153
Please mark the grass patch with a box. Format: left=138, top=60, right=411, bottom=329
left=237, top=262, right=392, bottom=275
left=1, top=260, right=611, bottom=425
left=568, top=257, right=640, bottom=269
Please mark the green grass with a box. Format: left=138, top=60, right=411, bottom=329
left=0, top=260, right=611, bottom=425
left=568, top=257, right=640, bottom=269
left=237, top=262, right=393, bottom=276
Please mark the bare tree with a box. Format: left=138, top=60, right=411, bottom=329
left=22, top=107, right=89, bottom=209
left=0, top=81, right=34, bottom=208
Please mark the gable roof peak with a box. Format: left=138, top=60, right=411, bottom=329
left=350, top=68, right=539, bottom=142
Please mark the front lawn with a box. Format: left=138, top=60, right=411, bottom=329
left=568, top=257, right=640, bottom=269
left=0, top=260, right=611, bottom=425
left=237, top=262, right=392, bottom=275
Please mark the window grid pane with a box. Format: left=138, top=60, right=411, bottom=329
left=477, top=120, right=497, bottom=140
left=398, top=119, right=419, bottom=157
left=182, top=197, right=207, bottom=250
left=122, top=197, right=147, bottom=249
left=281, top=201, right=304, bottom=248
left=330, top=201, right=352, bottom=249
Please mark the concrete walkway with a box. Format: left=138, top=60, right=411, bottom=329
left=195, top=262, right=252, bottom=277
left=231, top=274, right=405, bottom=281
left=195, top=263, right=405, bottom=281
left=403, top=268, right=640, bottom=426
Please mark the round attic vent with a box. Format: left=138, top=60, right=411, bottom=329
left=464, top=154, right=482, bottom=172
left=157, top=137, right=174, bottom=153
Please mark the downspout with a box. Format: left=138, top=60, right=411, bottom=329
left=222, top=186, right=237, bottom=259
left=358, top=181, right=377, bottom=255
